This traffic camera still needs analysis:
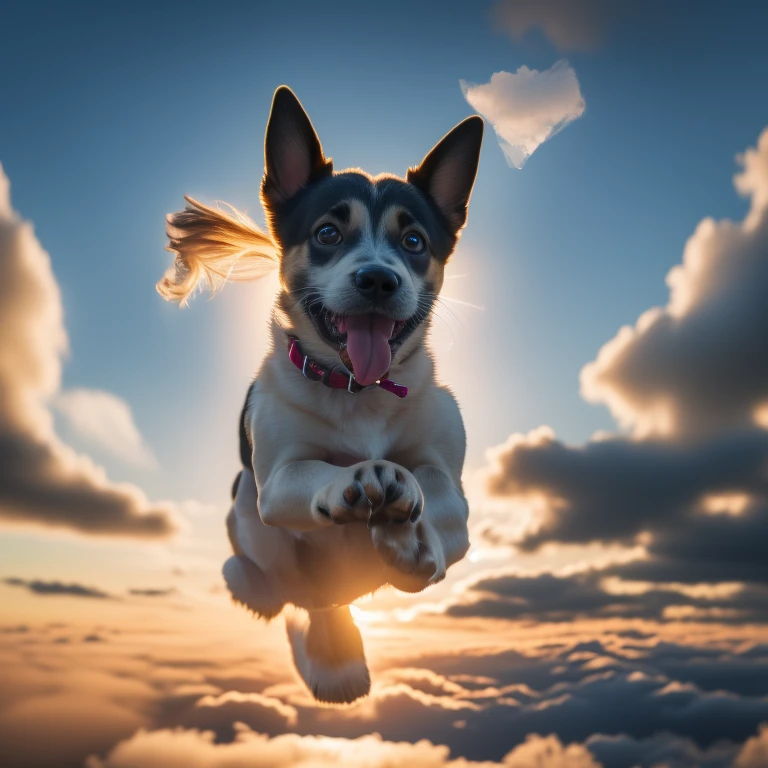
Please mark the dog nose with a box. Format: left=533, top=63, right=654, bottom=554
left=354, top=266, right=401, bottom=301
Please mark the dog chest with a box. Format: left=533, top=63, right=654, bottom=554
left=327, top=412, right=392, bottom=464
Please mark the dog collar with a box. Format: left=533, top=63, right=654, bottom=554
left=287, top=337, right=408, bottom=398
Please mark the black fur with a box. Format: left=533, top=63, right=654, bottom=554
left=329, top=201, right=351, bottom=225
left=239, top=381, right=255, bottom=471
left=268, top=172, right=455, bottom=262
left=407, top=116, right=484, bottom=232
left=261, top=86, right=333, bottom=206
left=231, top=470, right=242, bottom=501
left=307, top=226, right=363, bottom=268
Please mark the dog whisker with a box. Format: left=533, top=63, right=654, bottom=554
left=439, top=295, right=485, bottom=312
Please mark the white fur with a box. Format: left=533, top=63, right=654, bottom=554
left=285, top=609, right=371, bottom=704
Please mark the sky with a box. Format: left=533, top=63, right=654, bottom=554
left=2, top=1, right=768, bottom=767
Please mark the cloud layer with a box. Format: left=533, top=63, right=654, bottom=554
left=460, top=61, right=585, bottom=168
left=3, top=617, right=767, bottom=768
left=0, top=165, right=176, bottom=539
left=88, top=727, right=601, bottom=768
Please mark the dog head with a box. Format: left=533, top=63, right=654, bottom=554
left=262, top=87, right=483, bottom=385
left=159, top=86, right=483, bottom=386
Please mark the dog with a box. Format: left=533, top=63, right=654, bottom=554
left=158, top=86, right=483, bottom=704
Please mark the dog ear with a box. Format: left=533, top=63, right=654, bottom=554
left=261, top=86, right=333, bottom=205
left=407, top=116, right=483, bottom=233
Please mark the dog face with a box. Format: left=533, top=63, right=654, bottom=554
left=261, top=87, right=483, bottom=386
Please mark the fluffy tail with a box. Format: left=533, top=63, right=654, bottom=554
left=286, top=606, right=371, bottom=704
left=157, top=196, right=279, bottom=305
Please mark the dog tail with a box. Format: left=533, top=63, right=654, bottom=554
left=158, top=196, right=280, bottom=305
left=286, top=606, right=371, bottom=704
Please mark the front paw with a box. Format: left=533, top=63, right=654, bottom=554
left=313, top=460, right=423, bottom=526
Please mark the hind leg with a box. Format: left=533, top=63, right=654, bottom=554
left=223, top=554, right=285, bottom=620
left=286, top=606, right=370, bottom=704
left=225, top=469, right=299, bottom=618
left=224, top=471, right=284, bottom=619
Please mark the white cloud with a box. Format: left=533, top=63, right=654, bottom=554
left=0, top=163, right=176, bottom=538
left=460, top=61, right=585, bottom=168
left=55, top=388, right=157, bottom=469
left=581, top=128, right=768, bottom=438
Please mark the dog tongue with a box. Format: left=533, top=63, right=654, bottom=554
left=343, top=314, right=395, bottom=386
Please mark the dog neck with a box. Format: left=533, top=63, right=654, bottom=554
left=265, top=311, right=434, bottom=402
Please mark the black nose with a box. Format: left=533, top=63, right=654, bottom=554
left=354, top=266, right=401, bottom=301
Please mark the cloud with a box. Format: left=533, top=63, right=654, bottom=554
left=483, top=426, right=768, bottom=559
left=479, top=129, right=768, bottom=594
left=0, top=637, right=157, bottom=768
left=54, top=388, right=157, bottom=468
left=491, top=0, right=613, bottom=52
left=87, top=726, right=600, bottom=768
left=587, top=731, right=737, bottom=768
left=174, top=691, right=299, bottom=742
left=581, top=128, right=768, bottom=439
left=460, top=61, right=585, bottom=168
left=603, top=501, right=768, bottom=587
left=736, top=723, right=768, bottom=768
left=0, top=163, right=176, bottom=539
left=128, top=588, right=177, bottom=598
left=504, top=734, right=601, bottom=768
left=443, top=568, right=768, bottom=624
left=3, top=577, right=112, bottom=599
left=4, top=619, right=768, bottom=768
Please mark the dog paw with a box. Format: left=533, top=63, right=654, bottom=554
left=374, top=521, right=447, bottom=593
left=314, top=460, right=423, bottom=526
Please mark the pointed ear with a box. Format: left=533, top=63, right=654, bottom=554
left=261, top=86, right=333, bottom=205
left=407, top=116, right=484, bottom=232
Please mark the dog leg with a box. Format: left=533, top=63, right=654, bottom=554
left=286, top=605, right=370, bottom=704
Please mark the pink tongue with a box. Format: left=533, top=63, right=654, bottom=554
left=344, top=314, right=395, bottom=386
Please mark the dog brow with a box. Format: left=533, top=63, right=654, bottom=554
left=397, top=210, right=416, bottom=230
left=329, top=202, right=351, bottom=225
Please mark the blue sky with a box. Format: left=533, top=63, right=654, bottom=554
left=3, top=1, right=768, bottom=505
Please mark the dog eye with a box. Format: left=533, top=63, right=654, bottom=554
left=401, top=231, right=425, bottom=254
left=316, top=225, right=343, bottom=246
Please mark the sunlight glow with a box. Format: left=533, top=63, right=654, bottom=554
left=700, top=492, right=752, bottom=516
left=601, top=576, right=744, bottom=600
left=349, top=604, right=374, bottom=626
left=755, top=402, right=768, bottom=429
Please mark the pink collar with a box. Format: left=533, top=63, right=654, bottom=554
left=287, top=337, right=408, bottom=398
